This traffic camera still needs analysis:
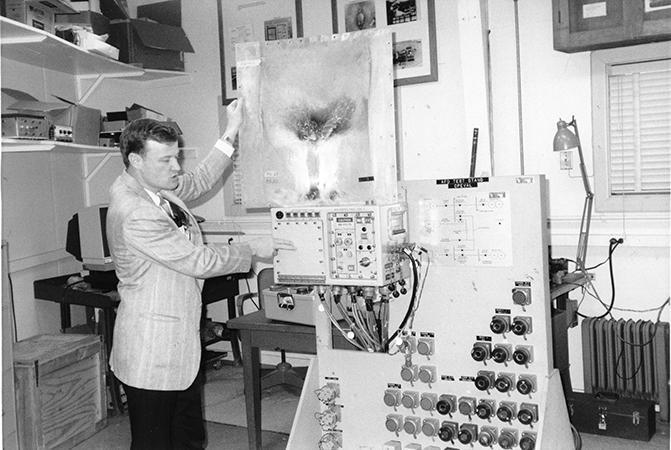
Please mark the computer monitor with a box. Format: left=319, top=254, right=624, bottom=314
left=66, top=204, right=114, bottom=272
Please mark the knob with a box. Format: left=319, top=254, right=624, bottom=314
left=359, top=257, right=371, bottom=267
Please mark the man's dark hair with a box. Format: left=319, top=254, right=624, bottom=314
left=119, top=119, right=179, bottom=168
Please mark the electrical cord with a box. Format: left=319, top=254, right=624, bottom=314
left=576, top=239, right=619, bottom=319
left=613, top=296, right=670, bottom=382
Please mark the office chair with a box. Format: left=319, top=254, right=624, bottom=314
left=236, top=267, right=306, bottom=390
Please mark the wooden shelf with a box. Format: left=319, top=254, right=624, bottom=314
left=1, top=138, right=117, bottom=153
left=0, top=16, right=187, bottom=81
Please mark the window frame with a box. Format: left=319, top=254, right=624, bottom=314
left=591, top=41, right=671, bottom=213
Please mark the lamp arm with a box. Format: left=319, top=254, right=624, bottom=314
left=576, top=193, right=594, bottom=271
left=570, top=116, right=594, bottom=271
left=570, top=117, right=593, bottom=197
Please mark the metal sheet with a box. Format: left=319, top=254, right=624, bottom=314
left=237, top=29, right=397, bottom=207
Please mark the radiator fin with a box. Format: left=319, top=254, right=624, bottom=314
left=582, top=318, right=670, bottom=422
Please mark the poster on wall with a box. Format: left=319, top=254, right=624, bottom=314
left=332, top=0, right=437, bottom=86
left=235, top=29, right=399, bottom=207
left=218, top=0, right=304, bottom=104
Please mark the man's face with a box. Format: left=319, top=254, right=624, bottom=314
left=131, top=139, right=181, bottom=192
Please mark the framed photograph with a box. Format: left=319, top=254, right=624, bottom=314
left=217, top=0, right=304, bottom=104
left=331, top=0, right=437, bottom=86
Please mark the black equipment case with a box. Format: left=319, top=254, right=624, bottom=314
left=566, top=391, right=656, bottom=441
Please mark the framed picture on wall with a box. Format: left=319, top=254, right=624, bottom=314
left=217, top=0, right=304, bottom=104
left=331, top=0, right=438, bottom=86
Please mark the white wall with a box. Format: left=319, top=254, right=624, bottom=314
left=2, top=0, right=667, bottom=386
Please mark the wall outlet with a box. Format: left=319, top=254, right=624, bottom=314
left=560, top=151, right=573, bottom=170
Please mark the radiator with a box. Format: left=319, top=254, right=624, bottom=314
left=582, top=318, right=670, bottom=421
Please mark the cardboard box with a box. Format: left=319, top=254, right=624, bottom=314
left=125, top=103, right=182, bottom=134
left=108, top=18, right=194, bottom=71
left=5, top=0, right=76, bottom=34
left=4, top=88, right=102, bottom=146
left=137, top=0, right=181, bottom=27
left=55, top=10, right=110, bottom=35
left=14, top=334, right=107, bottom=450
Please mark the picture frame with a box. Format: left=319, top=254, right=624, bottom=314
left=331, top=0, right=438, bottom=86
left=217, top=0, right=304, bottom=104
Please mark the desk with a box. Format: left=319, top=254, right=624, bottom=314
left=226, top=310, right=317, bottom=450
left=33, top=272, right=242, bottom=414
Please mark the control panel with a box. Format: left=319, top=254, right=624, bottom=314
left=287, top=176, right=574, bottom=450
left=272, top=203, right=409, bottom=287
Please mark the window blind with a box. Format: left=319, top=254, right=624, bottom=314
left=608, top=59, right=671, bottom=196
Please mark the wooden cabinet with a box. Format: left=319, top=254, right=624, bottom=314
left=552, top=0, right=671, bottom=53
left=0, top=16, right=189, bottom=153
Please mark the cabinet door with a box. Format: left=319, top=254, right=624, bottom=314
left=552, top=0, right=671, bottom=53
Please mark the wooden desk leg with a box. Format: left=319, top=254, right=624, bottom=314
left=227, top=297, right=243, bottom=365
left=241, top=331, right=262, bottom=450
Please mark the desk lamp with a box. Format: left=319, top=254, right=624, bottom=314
left=553, top=116, right=594, bottom=272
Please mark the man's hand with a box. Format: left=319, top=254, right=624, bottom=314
left=223, top=98, right=244, bottom=141
left=247, top=236, right=296, bottom=259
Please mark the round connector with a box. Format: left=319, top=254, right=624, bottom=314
left=478, top=428, right=496, bottom=446
left=471, top=343, right=489, bottom=362
left=474, top=374, right=493, bottom=391
left=517, top=377, right=535, bottom=395
left=458, top=428, right=476, bottom=445
left=475, top=402, right=494, bottom=420
left=520, top=434, right=537, bottom=450
left=495, top=374, right=514, bottom=393
left=490, top=316, right=508, bottom=334
left=438, top=424, right=456, bottom=442
left=492, top=346, right=510, bottom=364
left=512, top=318, right=530, bottom=336
left=499, top=430, right=518, bottom=449
left=496, top=404, right=515, bottom=422
left=436, top=396, right=455, bottom=415
left=513, top=347, right=532, bottom=365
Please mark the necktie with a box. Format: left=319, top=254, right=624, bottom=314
left=158, top=195, right=173, bottom=218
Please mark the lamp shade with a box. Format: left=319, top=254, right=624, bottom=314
left=553, top=119, right=580, bottom=152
